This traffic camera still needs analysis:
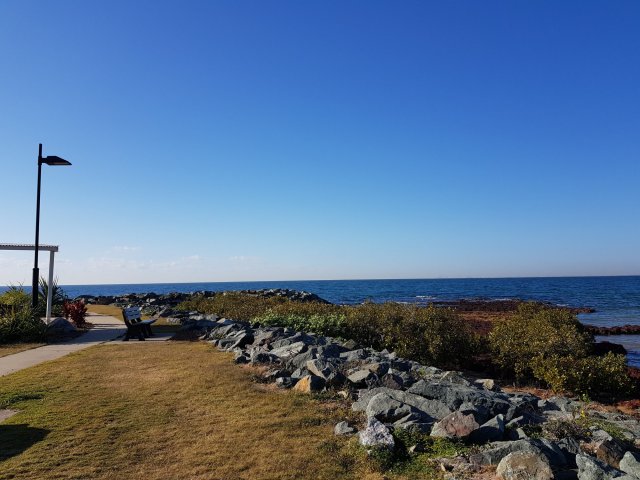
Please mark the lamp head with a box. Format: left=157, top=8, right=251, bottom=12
left=41, top=156, right=71, bottom=166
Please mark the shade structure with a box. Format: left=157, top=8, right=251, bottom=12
left=0, top=243, right=59, bottom=323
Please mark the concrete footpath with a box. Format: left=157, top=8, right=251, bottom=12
left=0, top=315, right=126, bottom=378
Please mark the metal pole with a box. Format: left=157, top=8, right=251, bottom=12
left=32, top=143, right=42, bottom=309
left=46, top=250, right=55, bottom=323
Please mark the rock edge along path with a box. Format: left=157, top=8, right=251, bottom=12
left=0, top=314, right=126, bottom=377
left=177, top=312, right=640, bottom=480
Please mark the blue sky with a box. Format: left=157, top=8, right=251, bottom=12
left=1, top=1, right=639, bottom=285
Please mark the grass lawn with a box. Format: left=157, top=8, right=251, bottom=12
left=0, top=344, right=45, bottom=359
left=0, top=340, right=382, bottom=480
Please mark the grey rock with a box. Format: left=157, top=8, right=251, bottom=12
left=339, top=348, right=369, bottom=362
left=496, top=451, right=553, bottom=480
left=353, top=387, right=452, bottom=420
left=365, top=393, right=418, bottom=423
left=287, top=349, right=318, bottom=370
left=557, top=437, right=581, bottom=467
left=359, top=418, right=395, bottom=450
left=620, top=451, right=640, bottom=478
left=471, top=439, right=566, bottom=467
left=233, top=352, right=249, bottom=364
left=306, top=358, right=344, bottom=386
left=230, top=331, right=254, bottom=349
left=275, top=377, right=295, bottom=389
left=270, top=341, right=307, bottom=359
left=431, top=411, right=480, bottom=439
left=334, top=421, right=355, bottom=436
left=576, top=453, right=624, bottom=480
left=469, top=414, right=505, bottom=443
left=393, top=414, right=432, bottom=434
left=380, top=373, right=404, bottom=390
left=362, top=362, right=390, bottom=376
left=47, top=317, right=77, bottom=334
left=440, top=371, right=472, bottom=386
left=347, top=369, right=375, bottom=386
left=291, top=367, right=309, bottom=380
left=249, top=351, right=279, bottom=364
left=316, top=343, right=345, bottom=358
left=532, top=438, right=567, bottom=467
left=408, top=380, right=513, bottom=418
left=263, top=369, right=287, bottom=381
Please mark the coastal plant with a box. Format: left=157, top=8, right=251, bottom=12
left=531, top=352, right=634, bottom=399
left=38, top=277, right=67, bottom=317
left=489, top=303, right=592, bottom=380
left=344, top=302, right=476, bottom=368
left=181, top=293, right=477, bottom=369
left=254, top=311, right=347, bottom=338
left=0, top=304, right=47, bottom=344
left=63, top=300, right=88, bottom=328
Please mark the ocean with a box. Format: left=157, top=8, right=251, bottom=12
left=4, top=276, right=640, bottom=364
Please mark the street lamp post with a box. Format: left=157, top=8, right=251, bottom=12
left=32, top=143, right=71, bottom=308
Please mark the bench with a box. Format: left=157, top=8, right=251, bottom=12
left=121, top=307, right=157, bottom=341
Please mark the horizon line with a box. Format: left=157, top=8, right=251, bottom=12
left=34, top=273, right=640, bottom=287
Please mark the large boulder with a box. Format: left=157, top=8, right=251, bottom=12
left=496, top=451, right=553, bottom=480
left=408, top=380, right=513, bottom=418
left=365, top=393, right=421, bottom=423
left=353, top=387, right=451, bottom=421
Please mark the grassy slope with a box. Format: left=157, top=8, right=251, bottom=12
left=0, top=341, right=373, bottom=480
left=0, top=343, right=45, bottom=359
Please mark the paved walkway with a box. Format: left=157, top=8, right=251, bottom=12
left=0, top=315, right=126, bottom=378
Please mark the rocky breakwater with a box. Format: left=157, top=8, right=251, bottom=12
left=176, top=312, right=640, bottom=480
left=76, top=288, right=328, bottom=316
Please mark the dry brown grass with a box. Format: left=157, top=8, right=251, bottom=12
left=0, top=343, right=45, bottom=358
left=0, top=340, right=366, bottom=480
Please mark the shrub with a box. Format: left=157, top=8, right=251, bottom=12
left=179, top=294, right=476, bottom=369
left=254, top=311, right=347, bottom=338
left=489, top=303, right=592, bottom=380
left=531, top=352, right=634, bottom=398
left=0, top=304, right=46, bottom=343
left=345, top=303, right=475, bottom=368
left=63, top=300, right=88, bottom=328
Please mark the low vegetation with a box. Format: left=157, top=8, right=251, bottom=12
left=180, top=293, right=477, bottom=369
left=181, top=294, right=637, bottom=399
left=0, top=340, right=451, bottom=480
left=0, top=287, right=46, bottom=344
left=490, top=303, right=634, bottom=398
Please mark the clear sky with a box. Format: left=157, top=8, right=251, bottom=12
left=1, top=1, right=639, bottom=285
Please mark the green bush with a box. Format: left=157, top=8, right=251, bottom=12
left=531, top=352, right=634, bottom=398
left=0, top=305, right=46, bottom=343
left=254, top=311, right=347, bottom=338
left=345, top=303, right=475, bottom=368
left=0, top=286, right=47, bottom=343
left=489, top=303, right=592, bottom=380
left=180, top=294, right=476, bottom=369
